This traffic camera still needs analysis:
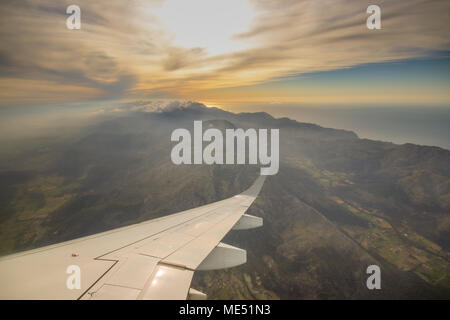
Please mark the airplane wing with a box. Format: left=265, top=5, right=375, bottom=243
left=0, top=176, right=266, bottom=300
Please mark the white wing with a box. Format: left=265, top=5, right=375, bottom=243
left=0, top=176, right=265, bottom=300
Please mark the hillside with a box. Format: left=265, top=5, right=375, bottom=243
left=0, top=102, right=449, bottom=299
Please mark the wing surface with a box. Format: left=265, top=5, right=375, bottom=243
left=0, top=176, right=266, bottom=300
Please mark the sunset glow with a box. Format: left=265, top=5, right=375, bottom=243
left=0, top=0, right=449, bottom=108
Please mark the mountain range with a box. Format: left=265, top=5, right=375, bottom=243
left=0, top=102, right=449, bottom=299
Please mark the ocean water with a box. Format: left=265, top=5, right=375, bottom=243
left=1, top=103, right=449, bottom=150
left=225, top=105, right=450, bottom=150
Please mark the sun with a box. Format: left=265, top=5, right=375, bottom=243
left=201, top=102, right=222, bottom=109
left=154, top=0, right=256, bottom=55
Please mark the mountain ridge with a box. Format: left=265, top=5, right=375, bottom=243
left=0, top=102, right=448, bottom=299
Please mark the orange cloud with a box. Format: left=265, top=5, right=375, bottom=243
left=0, top=0, right=449, bottom=106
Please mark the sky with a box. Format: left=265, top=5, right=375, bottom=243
left=0, top=0, right=449, bottom=108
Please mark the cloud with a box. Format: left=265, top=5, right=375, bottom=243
left=0, top=0, right=449, bottom=105
left=0, top=0, right=158, bottom=104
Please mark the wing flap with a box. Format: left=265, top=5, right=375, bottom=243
left=103, top=254, right=159, bottom=290
left=140, top=264, right=194, bottom=300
